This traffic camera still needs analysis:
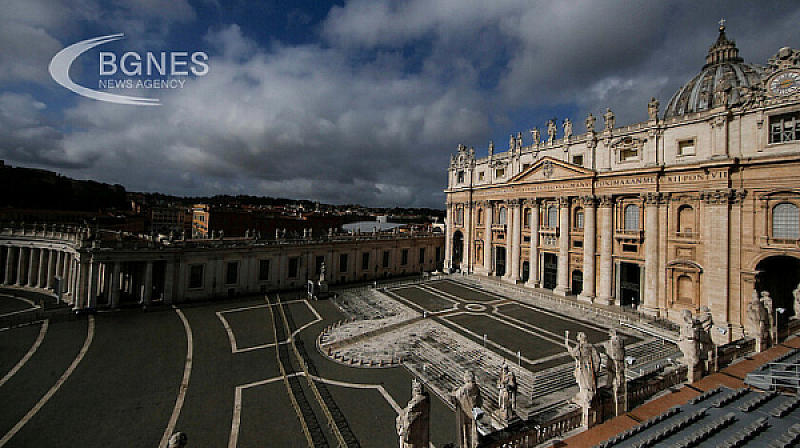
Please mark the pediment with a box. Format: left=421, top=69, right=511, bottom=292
left=509, top=157, right=595, bottom=183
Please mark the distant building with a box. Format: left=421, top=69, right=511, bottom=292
left=0, top=223, right=444, bottom=309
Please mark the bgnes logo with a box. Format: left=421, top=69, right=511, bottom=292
left=49, top=33, right=208, bottom=106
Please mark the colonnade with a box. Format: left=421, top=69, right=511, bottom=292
left=0, top=245, right=168, bottom=309
left=450, top=194, right=663, bottom=312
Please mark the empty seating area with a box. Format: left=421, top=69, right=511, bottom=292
left=592, top=384, right=800, bottom=448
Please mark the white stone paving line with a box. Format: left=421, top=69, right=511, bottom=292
left=0, top=316, right=94, bottom=447
left=227, top=372, right=401, bottom=448
left=217, top=299, right=320, bottom=354
left=0, top=320, right=48, bottom=389
left=158, top=306, right=194, bottom=448
left=0, top=294, right=40, bottom=318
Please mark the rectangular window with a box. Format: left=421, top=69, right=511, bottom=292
left=315, top=256, right=325, bottom=275
left=572, top=155, right=584, bottom=166
left=496, top=168, right=505, bottom=178
left=419, top=248, right=425, bottom=266
left=522, top=163, right=531, bottom=172
left=225, top=261, right=239, bottom=285
left=435, top=247, right=442, bottom=262
left=382, top=251, right=390, bottom=268
left=769, top=112, right=800, bottom=144
left=678, top=138, right=695, bottom=156
left=401, top=249, right=409, bottom=265
left=189, top=264, right=204, bottom=289
left=620, top=147, right=638, bottom=161
left=622, top=244, right=638, bottom=252
left=258, top=259, right=270, bottom=281
left=457, top=171, right=465, bottom=183
left=288, top=257, right=299, bottom=278
left=478, top=172, right=485, bottom=181
left=339, top=254, right=348, bottom=273
left=574, top=240, right=583, bottom=248
left=362, top=252, right=370, bottom=270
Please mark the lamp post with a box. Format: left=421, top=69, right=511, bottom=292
left=775, top=308, right=786, bottom=345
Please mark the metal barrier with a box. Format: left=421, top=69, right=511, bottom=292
left=276, top=294, right=358, bottom=448
left=267, top=296, right=319, bottom=447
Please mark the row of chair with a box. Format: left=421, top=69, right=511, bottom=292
left=667, top=412, right=736, bottom=448
left=768, top=422, right=800, bottom=448
left=716, top=416, right=769, bottom=448
left=739, top=390, right=778, bottom=412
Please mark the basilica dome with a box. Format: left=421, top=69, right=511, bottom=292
left=664, top=25, right=765, bottom=118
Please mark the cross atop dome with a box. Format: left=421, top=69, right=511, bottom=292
left=705, top=20, right=743, bottom=67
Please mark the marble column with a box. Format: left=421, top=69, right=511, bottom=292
left=76, top=259, right=88, bottom=309
left=483, top=203, right=493, bottom=274
left=554, top=196, right=571, bottom=296
left=463, top=202, right=472, bottom=273
left=87, top=261, right=99, bottom=308
left=597, top=196, right=615, bottom=305
left=38, top=248, right=47, bottom=287
left=16, top=248, right=26, bottom=286
left=110, top=262, right=121, bottom=309
left=526, top=200, right=540, bottom=288
left=55, top=251, right=63, bottom=282
left=578, top=196, right=597, bottom=303
left=507, top=200, right=522, bottom=282
left=27, top=248, right=38, bottom=287
left=143, top=261, right=153, bottom=306
left=4, top=247, right=15, bottom=285
left=46, top=249, right=56, bottom=289
left=444, top=203, right=453, bottom=271
left=503, top=202, right=513, bottom=280
left=643, top=193, right=661, bottom=314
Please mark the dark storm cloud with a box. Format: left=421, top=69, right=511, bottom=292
left=1, top=1, right=799, bottom=208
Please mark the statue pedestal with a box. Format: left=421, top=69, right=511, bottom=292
left=580, top=399, right=600, bottom=429
left=491, top=411, right=520, bottom=430
left=687, top=364, right=703, bottom=383
left=613, top=386, right=627, bottom=416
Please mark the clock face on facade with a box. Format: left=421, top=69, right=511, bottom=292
left=769, top=70, right=800, bottom=96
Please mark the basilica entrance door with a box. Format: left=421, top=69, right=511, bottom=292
left=495, top=246, right=506, bottom=277
left=452, top=231, right=463, bottom=269
left=756, top=255, right=800, bottom=328
left=542, top=253, right=557, bottom=290
left=620, top=262, right=641, bottom=308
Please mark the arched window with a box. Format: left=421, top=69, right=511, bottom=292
left=498, top=207, right=507, bottom=225
left=574, top=208, right=584, bottom=229
left=547, top=205, right=558, bottom=228
left=476, top=208, right=483, bottom=225
left=677, top=205, right=694, bottom=234
left=773, top=202, right=800, bottom=239
left=624, top=204, right=639, bottom=231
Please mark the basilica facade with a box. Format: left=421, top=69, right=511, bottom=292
left=445, top=26, right=800, bottom=342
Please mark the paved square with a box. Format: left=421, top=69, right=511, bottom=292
left=0, top=276, right=678, bottom=447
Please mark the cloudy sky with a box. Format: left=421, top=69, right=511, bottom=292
left=1, top=1, right=799, bottom=209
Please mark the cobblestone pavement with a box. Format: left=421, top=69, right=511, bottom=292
left=0, top=287, right=455, bottom=448
left=0, top=277, right=677, bottom=447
